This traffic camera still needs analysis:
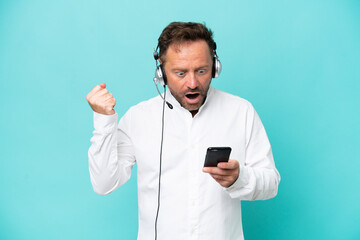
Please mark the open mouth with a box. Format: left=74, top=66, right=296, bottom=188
left=185, top=93, right=201, bottom=104
left=185, top=93, right=200, bottom=99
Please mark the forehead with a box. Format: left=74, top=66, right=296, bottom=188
left=164, top=40, right=212, bottom=67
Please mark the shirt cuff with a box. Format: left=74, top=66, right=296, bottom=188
left=93, top=111, right=118, bottom=134
left=223, top=163, right=250, bottom=196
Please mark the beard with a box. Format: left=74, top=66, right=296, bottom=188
left=168, top=84, right=210, bottom=112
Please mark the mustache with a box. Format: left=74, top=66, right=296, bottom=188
left=184, top=88, right=206, bottom=95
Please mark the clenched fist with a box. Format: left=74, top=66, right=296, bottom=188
left=86, top=83, right=116, bottom=115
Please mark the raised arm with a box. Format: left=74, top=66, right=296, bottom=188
left=86, top=83, right=135, bottom=195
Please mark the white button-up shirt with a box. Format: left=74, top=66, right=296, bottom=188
left=88, top=87, right=280, bottom=240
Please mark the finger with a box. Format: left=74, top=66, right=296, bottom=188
left=211, top=173, right=233, bottom=180
left=90, top=88, right=109, bottom=101
left=210, top=174, right=232, bottom=185
left=217, top=160, right=239, bottom=170
left=103, top=92, right=114, bottom=101
left=203, top=167, right=232, bottom=176
left=210, top=173, right=236, bottom=187
left=111, top=97, right=116, bottom=107
left=210, top=173, right=225, bottom=180
left=86, top=84, right=105, bottom=100
left=105, top=104, right=115, bottom=114
left=105, top=97, right=116, bottom=107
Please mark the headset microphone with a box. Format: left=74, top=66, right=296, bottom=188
left=153, top=78, right=173, bottom=109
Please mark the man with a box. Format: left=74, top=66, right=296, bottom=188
left=87, top=22, right=280, bottom=240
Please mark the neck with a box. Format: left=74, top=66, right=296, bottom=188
left=190, top=110, right=198, bottom=117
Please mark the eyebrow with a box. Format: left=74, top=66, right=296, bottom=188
left=172, top=65, right=210, bottom=71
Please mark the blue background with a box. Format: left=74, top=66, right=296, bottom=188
left=1, top=0, right=359, bottom=239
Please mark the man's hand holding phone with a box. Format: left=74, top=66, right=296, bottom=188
left=86, top=83, right=116, bottom=115
left=203, top=160, right=240, bottom=188
left=202, top=147, right=239, bottom=188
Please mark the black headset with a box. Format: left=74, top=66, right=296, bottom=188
left=153, top=43, right=222, bottom=86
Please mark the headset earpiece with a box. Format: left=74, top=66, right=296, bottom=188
left=212, top=56, right=222, bottom=78
left=154, top=46, right=167, bottom=86
left=160, top=64, right=167, bottom=85
left=154, top=45, right=167, bottom=86
left=155, top=64, right=167, bottom=86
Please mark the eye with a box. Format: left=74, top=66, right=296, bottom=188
left=176, top=71, right=185, bottom=77
left=198, top=69, right=206, bottom=74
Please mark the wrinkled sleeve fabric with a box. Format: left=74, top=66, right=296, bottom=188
left=88, top=111, right=136, bottom=195
left=224, top=103, right=280, bottom=200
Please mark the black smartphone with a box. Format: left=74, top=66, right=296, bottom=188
left=204, top=147, right=232, bottom=167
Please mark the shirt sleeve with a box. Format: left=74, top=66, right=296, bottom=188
left=88, top=111, right=136, bottom=195
left=224, top=104, right=280, bottom=200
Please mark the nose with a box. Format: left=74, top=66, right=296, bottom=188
left=186, top=72, right=198, bottom=89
